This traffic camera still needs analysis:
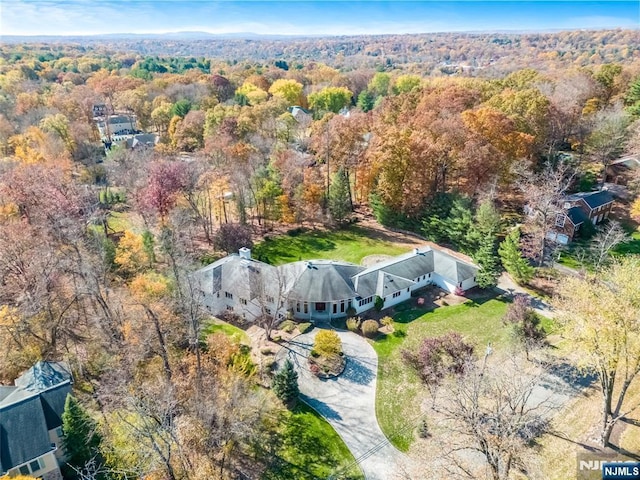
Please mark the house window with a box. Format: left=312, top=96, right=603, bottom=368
left=216, top=292, right=220, bottom=298
left=555, top=214, right=565, bottom=227
left=407, top=288, right=410, bottom=292
left=29, top=459, right=43, bottom=473
left=225, top=291, right=233, bottom=299
left=392, top=291, right=401, bottom=298
left=19, top=466, right=30, bottom=476
left=226, top=305, right=234, bottom=311
left=56, top=426, right=63, bottom=437
left=266, top=295, right=274, bottom=303
left=340, top=301, right=345, bottom=313
left=316, top=302, right=326, bottom=312
left=240, top=298, right=247, bottom=305
left=303, top=302, right=308, bottom=314
left=333, top=303, right=338, bottom=313
left=265, top=307, right=271, bottom=315
left=296, top=303, right=300, bottom=313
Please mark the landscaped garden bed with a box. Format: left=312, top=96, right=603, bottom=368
left=309, top=330, right=346, bottom=378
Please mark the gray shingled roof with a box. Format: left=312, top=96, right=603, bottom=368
left=569, top=191, right=614, bottom=209
left=0, top=362, right=73, bottom=473
left=566, top=206, right=588, bottom=225
left=195, top=246, right=479, bottom=306
left=0, top=394, right=53, bottom=473
left=282, top=261, right=363, bottom=302
left=433, top=250, right=479, bottom=283
left=15, top=361, right=72, bottom=393
left=40, top=383, right=72, bottom=430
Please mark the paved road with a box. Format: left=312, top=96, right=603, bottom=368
left=276, top=329, right=410, bottom=480
left=495, top=272, right=556, bottom=319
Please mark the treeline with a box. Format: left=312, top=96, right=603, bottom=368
left=1, top=40, right=640, bottom=479
left=3, top=29, right=640, bottom=73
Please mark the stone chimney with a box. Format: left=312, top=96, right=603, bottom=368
left=239, top=247, right=251, bottom=260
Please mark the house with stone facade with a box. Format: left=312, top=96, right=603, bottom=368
left=195, top=246, right=479, bottom=323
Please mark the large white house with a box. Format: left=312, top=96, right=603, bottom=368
left=195, top=246, right=479, bottom=322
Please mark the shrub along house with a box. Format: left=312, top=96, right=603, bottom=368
left=195, top=246, right=479, bottom=323
left=548, top=190, right=615, bottom=244
left=0, top=361, right=72, bottom=480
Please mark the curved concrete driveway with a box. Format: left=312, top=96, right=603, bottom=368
left=276, top=329, right=409, bottom=480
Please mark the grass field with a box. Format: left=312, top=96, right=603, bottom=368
left=201, top=318, right=250, bottom=344
left=267, top=402, right=364, bottom=480
left=253, top=225, right=410, bottom=266
left=372, top=297, right=511, bottom=451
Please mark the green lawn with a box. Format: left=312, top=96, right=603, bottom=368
left=265, top=402, right=364, bottom=480
left=373, top=298, right=511, bottom=451
left=612, top=229, right=640, bottom=256
left=201, top=318, right=250, bottom=344
left=253, top=225, right=410, bottom=266
left=556, top=228, right=640, bottom=269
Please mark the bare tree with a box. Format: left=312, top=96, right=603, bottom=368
left=590, top=220, right=629, bottom=269
left=585, top=105, right=631, bottom=183
left=517, top=159, right=575, bottom=266
left=418, top=355, right=556, bottom=480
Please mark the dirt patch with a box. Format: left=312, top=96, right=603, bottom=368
left=360, top=254, right=393, bottom=266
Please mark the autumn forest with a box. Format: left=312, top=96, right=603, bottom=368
left=1, top=28, right=640, bottom=480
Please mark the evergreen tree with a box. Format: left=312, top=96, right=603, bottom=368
left=272, top=360, right=299, bottom=406
left=357, top=89, right=375, bottom=112
left=473, top=236, right=500, bottom=288
left=141, top=230, right=156, bottom=266
left=61, top=395, right=102, bottom=471
left=328, top=168, right=351, bottom=224
left=470, top=199, right=502, bottom=288
left=498, top=229, right=535, bottom=285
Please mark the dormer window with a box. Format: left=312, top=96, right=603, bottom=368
left=555, top=214, right=565, bottom=227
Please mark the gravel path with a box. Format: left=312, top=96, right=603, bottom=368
left=276, top=329, right=411, bottom=480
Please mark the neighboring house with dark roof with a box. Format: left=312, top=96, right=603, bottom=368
left=0, top=362, right=72, bottom=480
left=195, top=246, right=479, bottom=322
left=549, top=190, right=615, bottom=244
left=288, top=106, right=312, bottom=124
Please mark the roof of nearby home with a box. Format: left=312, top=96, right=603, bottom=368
left=568, top=190, right=615, bottom=209
left=126, top=133, right=158, bottom=149
left=15, top=361, right=72, bottom=393
left=0, top=394, right=53, bottom=473
left=0, top=361, right=72, bottom=473
left=566, top=206, right=589, bottom=225
left=289, top=106, right=310, bottom=115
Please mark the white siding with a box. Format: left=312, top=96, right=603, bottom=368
left=431, top=273, right=457, bottom=293
left=383, top=288, right=412, bottom=309
left=461, top=277, right=477, bottom=291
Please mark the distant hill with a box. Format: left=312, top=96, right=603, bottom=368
left=2, top=29, right=639, bottom=73
left=0, top=31, right=315, bottom=43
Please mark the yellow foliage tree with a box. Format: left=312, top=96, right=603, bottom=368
left=268, top=79, right=304, bottom=105
left=114, top=230, right=147, bottom=276
left=8, top=126, right=47, bottom=163
left=236, top=82, right=268, bottom=104
left=630, top=197, right=640, bottom=222
left=554, top=257, right=640, bottom=447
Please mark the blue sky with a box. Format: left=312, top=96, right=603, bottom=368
left=1, top=1, right=638, bottom=36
